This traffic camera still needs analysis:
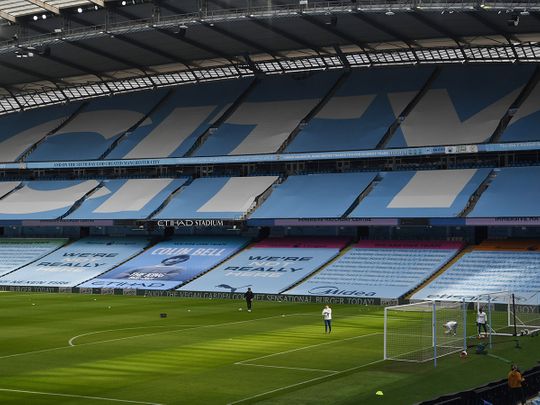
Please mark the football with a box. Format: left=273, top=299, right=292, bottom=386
left=460, top=350, right=468, bottom=358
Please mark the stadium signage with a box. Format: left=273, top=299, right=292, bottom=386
left=156, top=219, right=226, bottom=227
left=307, top=286, right=377, bottom=297
left=78, top=237, right=248, bottom=291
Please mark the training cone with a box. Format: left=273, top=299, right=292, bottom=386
left=376, top=391, right=384, bottom=396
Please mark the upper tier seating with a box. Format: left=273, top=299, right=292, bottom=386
left=179, top=237, right=349, bottom=294
left=500, top=80, right=540, bottom=142
left=66, top=178, right=188, bottom=220
left=250, top=172, right=377, bottom=219
left=285, top=240, right=462, bottom=299
left=193, top=71, right=341, bottom=156
left=285, top=66, right=433, bottom=152
left=0, top=180, right=100, bottom=219
left=0, top=103, right=79, bottom=163
left=0, top=237, right=150, bottom=287
left=0, top=238, right=67, bottom=277
left=412, top=241, right=540, bottom=304
left=349, top=168, right=490, bottom=218
left=78, top=236, right=249, bottom=290
left=154, top=176, right=278, bottom=219
left=387, top=65, right=535, bottom=147
left=26, top=89, right=166, bottom=161
left=106, top=79, right=252, bottom=159
left=468, top=166, right=540, bottom=217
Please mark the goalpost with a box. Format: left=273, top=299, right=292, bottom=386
left=384, top=300, right=466, bottom=367
left=475, top=291, right=540, bottom=340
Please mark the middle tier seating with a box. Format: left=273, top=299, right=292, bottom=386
left=155, top=176, right=278, bottom=219
left=349, top=168, right=490, bottom=218
left=66, top=178, right=188, bottom=220
left=468, top=166, right=540, bottom=217
left=250, top=172, right=376, bottom=219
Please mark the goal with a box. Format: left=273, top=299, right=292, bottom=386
left=384, top=300, right=466, bottom=365
left=475, top=291, right=540, bottom=337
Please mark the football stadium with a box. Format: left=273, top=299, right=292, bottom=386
left=0, top=0, right=540, bottom=404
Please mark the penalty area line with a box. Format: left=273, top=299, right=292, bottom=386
left=0, top=388, right=163, bottom=405
left=237, top=363, right=339, bottom=373
left=227, top=358, right=385, bottom=405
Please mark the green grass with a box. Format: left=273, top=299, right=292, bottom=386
left=0, top=292, right=538, bottom=405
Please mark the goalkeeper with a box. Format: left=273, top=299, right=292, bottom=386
left=443, top=320, right=458, bottom=336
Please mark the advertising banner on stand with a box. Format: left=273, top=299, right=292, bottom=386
left=0, top=237, right=149, bottom=287
left=179, top=238, right=349, bottom=294
left=78, top=236, right=249, bottom=290
left=0, top=238, right=67, bottom=277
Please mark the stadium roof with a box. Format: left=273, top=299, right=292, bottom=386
left=0, top=0, right=539, bottom=114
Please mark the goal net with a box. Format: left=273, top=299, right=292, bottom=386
left=475, top=291, right=540, bottom=337
left=384, top=300, right=466, bottom=363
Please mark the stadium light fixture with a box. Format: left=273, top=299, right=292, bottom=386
left=33, top=15, right=38, bottom=21
left=77, top=7, right=83, bottom=13
left=42, top=14, right=47, bottom=20
left=385, top=10, right=395, bottom=15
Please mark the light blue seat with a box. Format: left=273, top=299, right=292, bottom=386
left=285, top=243, right=459, bottom=298
left=0, top=103, right=80, bottom=162
left=469, top=167, right=540, bottom=217
left=500, top=81, right=540, bottom=142
left=250, top=172, right=377, bottom=219
left=27, top=89, right=167, bottom=161
left=387, top=64, right=535, bottom=147
left=194, top=71, right=341, bottom=156
left=349, top=169, right=490, bottom=218
left=412, top=250, right=540, bottom=303
left=154, top=176, right=277, bottom=219
left=0, top=180, right=101, bottom=219
left=107, top=79, right=252, bottom=159
left=66, top=178, right=188, bottom=220
left=286, top=66, right=433, bottom=152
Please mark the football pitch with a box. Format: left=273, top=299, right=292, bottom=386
left=0, top=293, right=539, bottom=405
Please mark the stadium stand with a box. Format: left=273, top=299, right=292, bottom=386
left=468, top=167, right=540, bottom=217
left=193, top=71, right=341, bottom=156
left=285, top=66, right=433, bottom=152
left=0, top=237, right=150, bottom=287
left=66, top=178, right=188, bottom=220
left=0, top=182, right=21, bottom=199
left=154, top=176, right=278, bottom=219
left=412, top=241, right=540, bottom=303
left=106, top=80, right=252, bottom=159
left=349, top=168, right=491, bottom=218
left=500, top=79, right=540, bottom=142
left=250, top=172, right=377, bottom=219
left=178, top=237, right=349, bottom=294
left=0, top=238, right=67, bottom=277
left=78, top=236, right=249, bottom=290
left=26, top=90, right=166, bottom=161
left=285, top=240, right=463, bottom=299
left=0, top=180, right=100, bottom=219
left=0, top=103, right=80, bottom=163
left=387, top=65, right=535, bottom=147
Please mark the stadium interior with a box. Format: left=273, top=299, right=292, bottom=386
left=0, top=0, right=540, bottom=404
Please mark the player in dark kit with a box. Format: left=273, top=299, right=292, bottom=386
left=244, top=288, right=254, bottom=312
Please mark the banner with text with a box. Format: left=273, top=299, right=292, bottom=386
left=78, top=236, right=249, bottom=290
left=0, top=237, right=149, bottom=287
left=0, top=238, right=67, bottom=277
left=179, top=246, right=340, bottom=294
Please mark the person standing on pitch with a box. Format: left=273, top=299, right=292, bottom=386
left=477, top=307, right=488, bottom=338
left=322, top=305, right=332, bottom=333
left=244, top=287, right=254, bottom=312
